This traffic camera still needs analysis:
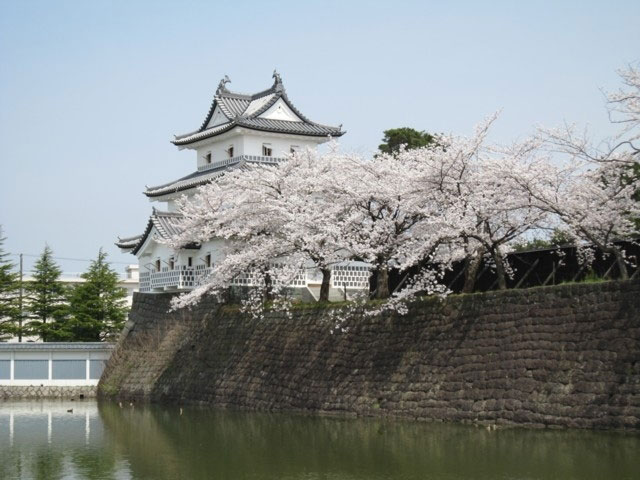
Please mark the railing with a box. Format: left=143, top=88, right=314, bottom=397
left=197, top=155, right=285, bottom=172
left=139, top=263, right=372, bottom=293
left=197, top=156, right=242, bottom=172
left=139, top=271, right=151, bottom=293
left=145, top=266, right=213, bottom=291
left=330, top=263, right=371, bottom=289
left=231, top=264, right=306, bottom=287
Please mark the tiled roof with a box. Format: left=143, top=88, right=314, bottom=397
left=144, top=164, right=232, bottom=198
left=116, top=209, right=198, bottom=255
left=115, top=234, right=143, bottom=250
left=239, top=117, right=342, bottom=135
left=149, top=208, right=184, bottom=239
left=143, top=155, right=285, bottom=198
left=172, top=72, right=344, bottom=146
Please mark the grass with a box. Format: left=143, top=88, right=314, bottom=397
left=207, top=276, right=632, bottom=315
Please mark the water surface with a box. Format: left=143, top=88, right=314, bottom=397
left=0, top=400, right=638, bottom=479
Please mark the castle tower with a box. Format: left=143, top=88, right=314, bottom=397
left=116, top=72, right=349, bottom=294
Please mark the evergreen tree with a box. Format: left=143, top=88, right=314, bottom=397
left=25, top=246, right=68, bottom=342
left=378, top=127, right=435, bottom=154
left=0, top=228, right=20, bottom=341
left=67, top=249, right=128, bottom=342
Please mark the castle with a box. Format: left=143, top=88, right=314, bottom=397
left=116, top=72, right=370, bottom=297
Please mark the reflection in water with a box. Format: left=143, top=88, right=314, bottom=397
left=0, top=401, right=129, bottom=479
left=0, top=400, right=638, bottom=480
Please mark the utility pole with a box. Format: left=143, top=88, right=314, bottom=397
left=18, top=253, right=23, bottom=342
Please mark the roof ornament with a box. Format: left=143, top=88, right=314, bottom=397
left=272, top=69, right=283, bottom=91
left=216, top=75, right=231, bottom=94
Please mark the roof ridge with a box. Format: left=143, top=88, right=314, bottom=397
left=249, top=84, right=278, bottom=100
left=154, top=210, right=184, bottom=217
left=218, top=90, right=253, bottom=100
left=173, top=72, right=344, bottom=146
left=117, top=234, right=143, bottom=242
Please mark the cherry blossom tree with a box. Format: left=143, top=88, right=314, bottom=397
left=167, top=148, right=357, bottom=309
left=404, top=116, right=550, bottom=291
left=512, top=65, right=640, bottom=278
left=327, top=151, right=456, bottom=299
left=166, top=64, right=639, bottom=314
left=511, top=152, right=639, bottom=279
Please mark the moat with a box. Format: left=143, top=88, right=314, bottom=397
left=0, top=400, right=638, bottom=480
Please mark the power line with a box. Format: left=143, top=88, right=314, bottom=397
left=8, top=252, right=132, bottom=265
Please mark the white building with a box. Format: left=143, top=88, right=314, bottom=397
left=0, top=342, right=114, bottom=387
left=117, top=72, right=369, bottom=299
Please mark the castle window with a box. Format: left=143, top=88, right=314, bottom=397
left=262, top=144, right=272, bottom=156
left=188, top=257, right=193, bottom=267
left=155, top=259, right=161, bottom=272
left=169, top=257, right=175, bottom=270
left=205, top=152, right=212, bottom=164
left=227, top=145, right=234, bottom=158
left=205, top=254, right=211, bottom=268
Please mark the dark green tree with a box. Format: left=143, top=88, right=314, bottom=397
left=0, top=228, right=20, bottom=341
left=66, top=249, right=128, bottom=342
left=25, top=246, right=68, bottom=342
left=378, top=127, right=435, bottom=154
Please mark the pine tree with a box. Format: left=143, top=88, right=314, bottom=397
left=378, top=127, right=436, bottom=154
left=67, top=249, right=128, bottom=342
left=0, top=228, right=20, bottom=341
left=25, top=246, right=68, bottom=342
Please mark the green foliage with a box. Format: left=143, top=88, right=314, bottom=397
left=378, top=127, right=435, bottom=154
left=582, top=270, right=605, bottom=283
left=66, top=249, right=128, bottom=342
left=0, top=227, right=20, bottom=341
left=25, top=245, right=69, bottom=341
left=511, top=229, right=574, bottom=252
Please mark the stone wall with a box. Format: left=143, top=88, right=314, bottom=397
left=1, top=385, right=96, bottom=399
left=99, top=281, right=640, bottom=430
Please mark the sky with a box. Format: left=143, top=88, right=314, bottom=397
left=1, top=0, right=639, bottom=275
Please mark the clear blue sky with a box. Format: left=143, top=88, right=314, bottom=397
left=1, top=0, right=639, bottom=274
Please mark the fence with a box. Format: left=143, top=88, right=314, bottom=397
left=0, top=343, right=114, bottom=386
left=385, top=241, right=640, bottom=295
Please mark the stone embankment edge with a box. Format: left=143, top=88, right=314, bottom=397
left=99, top=280, right=640, bottom=431
left=1, top=385, right=96, bottom=399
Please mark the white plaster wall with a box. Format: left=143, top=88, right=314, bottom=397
left=242, top=134, right=318, bottom=158
left=165, top=192, right=196, bottom=212
left=206, top=107, right=228, bottom=128
left=196, top=132, right=243, bottom=169
left=194, top=130, right=322, bottom=169
left=259, top=98, right=302, bottom=122
left=0, top=348, right=112, bottom=386
left=137, top=232, right=228, bottom=272
left=166, top=199, right=179, bottom=212
left=137, top=238, right=177, bottom=272
left=176, top=239, right=227, bottom=267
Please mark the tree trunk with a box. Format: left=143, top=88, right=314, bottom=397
left=319, top=268, right=331, bottom=302
left=612, top=248, right=629, bottom=280
left=263, top=269, right=274, bottom=302
left=375, top=266, right=390, bottom=299
left=462, top=249, right=484, bottom=293
left=491, top=248, right=507, bottom=290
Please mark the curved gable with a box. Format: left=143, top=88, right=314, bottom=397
left=258, top=98, right=302, bottom=122
left=206, top=106, right=230, bottom=129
